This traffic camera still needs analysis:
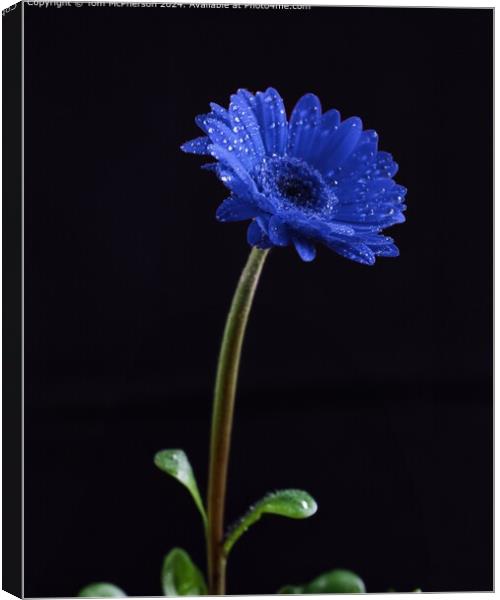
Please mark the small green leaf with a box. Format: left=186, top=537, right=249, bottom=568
left=277, top=585, right=304, bottom=594
left=161, top=547, right=207, bottom=596
left=305, top=569, right=366, bottom=594
left=154, top=449, right=207, bottom=529
left=78, top=583, right=127, bottom=597
left=223, top=489, right=317, bottom=555
left=279, top=569, right=366, bottom=594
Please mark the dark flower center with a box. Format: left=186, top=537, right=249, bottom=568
left=258, top=157, right=336, bottom=212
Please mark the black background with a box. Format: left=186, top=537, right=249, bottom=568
left=23, top=5, right=492, bottom=596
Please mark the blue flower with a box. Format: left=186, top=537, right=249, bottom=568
left=181, top=88, right=407, bottom=264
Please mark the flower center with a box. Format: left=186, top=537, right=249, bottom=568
left=258, top=157, right=336, bottom=212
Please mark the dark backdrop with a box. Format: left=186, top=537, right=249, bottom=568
left=23, top=5, right=493, bottom=596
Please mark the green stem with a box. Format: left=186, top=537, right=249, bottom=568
left=206, top=247, right=270, bottom=595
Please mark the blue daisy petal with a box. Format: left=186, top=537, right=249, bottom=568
left=195, top=112, right=219, bottom=134
left=247, top=219, right=273, bottom=249
left=229, top=91, right=266, bottom=162
left=236, top=88, right=257, bottom=108
left=335, top=203, right=405, bottom=227
left=181, top=136, right=211, bottom=155
left=307, top=108, right=341, bottom=164
left=372, top=243, right=400, bottom=257
left=182, top=89, right=406, bottom=265
left=372, top=151, right=399, bottom=178
left=268, top=215, right=291, bottom=246
left=316, top=116, right=363, bottom=174
left=209, top=102, right=231, bottom=125
left=293, top=236, right=317, bottom=262
left=285, top=213, right=355, bottom=241
left=205, top=117, right=255, bottom=171
left=254, top=87, right=288, bottom=157
left=216, top=196, right=260, bottom=222
left=216, top=168, right=255, bottom=198
left=334, top=130, right=378, bottom=180
left=200, top=162, right=218, bottom=171
left=287, top=93, right=322, bottom=161
left=328, top=241, right=376, bottom=265
left=208, top=144, right=258, bottom=195
left=319, top=108, right=341, bottom=133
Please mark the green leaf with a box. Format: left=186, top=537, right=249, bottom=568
left=277, top=585, right=304, bottom=594
left=279, top=569, right=366, bottom=594
left=78, top=583, right=127, bottom=597
left=154, top=449, right=207, bottom=529
left=161, top=547, right=207, bottom=596
left=305, top=569, right=366, bottom=593
left=223, top=489, right=317, bottom=555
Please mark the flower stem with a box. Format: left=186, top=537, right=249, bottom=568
left=207, top=247, right=270, bottom=595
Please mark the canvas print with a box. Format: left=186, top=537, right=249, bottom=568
left=2, top=2, right=493, bottom=597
